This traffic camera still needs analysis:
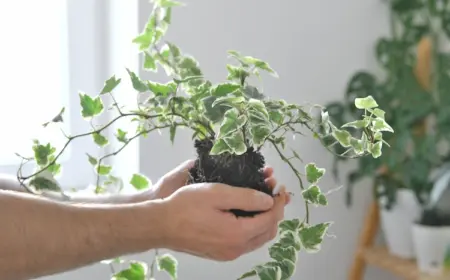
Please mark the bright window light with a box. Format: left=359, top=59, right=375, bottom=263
left=0, top=0, right=70, bottom=164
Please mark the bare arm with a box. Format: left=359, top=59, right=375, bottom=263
left=0, top=190, right=164, bottom=280
left=0, top=174, right=151, bottom=204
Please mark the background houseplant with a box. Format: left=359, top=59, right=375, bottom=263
left=13, top=1, right=392, bottom=279
left=324, top=0, right=450, bottom=259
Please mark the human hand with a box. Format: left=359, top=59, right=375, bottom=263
left=158, top=182, right=289, bottom=261
left=132, top=159, right=288, bottom=203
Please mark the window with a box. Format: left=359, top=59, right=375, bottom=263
left=0, top=0, right=140, bottom=189
left=0, top=0, right=70, bottom=165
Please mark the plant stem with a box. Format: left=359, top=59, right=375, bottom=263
left=269, top=139, right=309, bottom=223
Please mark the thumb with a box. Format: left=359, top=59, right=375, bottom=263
left=211, top=184, right=274, bottom=212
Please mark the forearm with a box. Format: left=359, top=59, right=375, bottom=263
left=0, top=190, right=164, bottom=280
left=0, top=174, right=153, bottom=204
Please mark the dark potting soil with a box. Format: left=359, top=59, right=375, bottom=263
left=187, top=138, right=273, bottom=217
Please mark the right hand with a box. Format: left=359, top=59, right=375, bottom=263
left=159, top=182, right=288, bottom=261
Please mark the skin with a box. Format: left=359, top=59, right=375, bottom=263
left=0, top=159, right=290, bottom=280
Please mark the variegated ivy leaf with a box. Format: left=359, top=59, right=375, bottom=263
left=332, top=128, right=352, bottom=147
left=112, top=261, right=148, bottom=280
left=269, top=243, right=298, bottom=263
left=354, top=95, right=378, bottom=109
left=371, top=117, right=394, bottom=133
left=305, top=163, right=325, bottom=184
left=350, top=137, right=365, bottom=155
left=278, top=231, right=301, bottom=251
left=210, top=82, right=240, bottom=97
left=218, top=108, right=247, bottom=137
left=249, top=125, right=271, bottom=146
left=156, top=253, right=178, bottom=280
left=341, top=119, right=370, bottom=129
left=212, top=95, right=246, bottom=108
left=320, top=111, right=331, bottom=133
left=254, top=264, right=282, bottom=280
left=368, top=108, right=385, bottom=119
left=302, top=185, right=327, bottom=206
left=223, top=130, right=247, bottom=155
left=209, top=139, right=232, bottom=155
left=278, top=219, right=302, bottom=233
left=298, top=222, right=332, bottom=253
left=247, top=98, right=270, bottom=126
left=368, top=141, right=383, bottom=158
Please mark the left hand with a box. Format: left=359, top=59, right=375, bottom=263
left=132, top=159, right=290, bottom=204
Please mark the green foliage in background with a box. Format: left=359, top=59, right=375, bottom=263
left=324, top=0, right=450, bottom=210
left=15, top=0, right=392, bottom=279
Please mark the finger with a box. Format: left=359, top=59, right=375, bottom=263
left=263, top=166, right=274, bottom=178
left=211, top=184, right=274, bottom=212
left=239, top=189, right=286, bottom=236
left=265, top=177, right=277, bottom=190
left=176, top=159, right=196, bottom=172
left=244, top=225, right=279, bottom=254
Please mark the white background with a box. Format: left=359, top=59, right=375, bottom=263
left=1, top=0, right=399, bottom=279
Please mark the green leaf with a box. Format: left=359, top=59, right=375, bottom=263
left=332, top=129, right=352, bottom=147
left=254, top=264, right=282, bottom=280
left=278, top=231, right=301, bottom=251
left=226, top=64, right=249, bottom=81
left=211, top=83, right=240, bottom=97
left=237, top=270, right=257, bottom=280
left=212, top=96, right=245, bottom=108
left=163, top=7, right=172, bottom=24
left=86, top=153, right=98, bottom=165
left=29, top=176, right=61, bottom=191
left=42, top=107, right=66, bottom=127
left=112, top=262, right=147, bottom=280
left=79, top=93, right=104, bottom=118
left=341, top=119, right=369, bottom=129
left=147, top=80, right=177, bottom=96
left=143, top=51, right=157, bottom=72
left=243, top=85, right=265, bottom=99
left=302, top=185, right=328, bottom=206
left=32, top=142, right=56, bottom=166
left=227, top=50, right=278, bottom=77
left=278, top=219, right=302, bottom=233
left=96, top=165, right=112, bottom=176
left=116, top=129, right=128, bottom=143
left=367, top=108, right=385, bottom=119
left=130, top=173, right=151, bottom=190
left=223, top=131, right=247, bottom=155
left=156, top=253, right=178, bottom=280
left=350, top=138, right=365, bottom=155
left=269, top=243, right=297, bottom=263
left=354, top=95, right=378, bottom=109
left=126, top=68, right=148, bottom=92
left=371, top=118, right=394, bottom=133
left=202, top=96, right=228, bottom=123
left=250, top=125, right=271, bottom=146
left=218, top=108, right=247, bottom=137
left=132, top=14, right=156, bottom=51
left=209, top=139, right=232, bottom=155
left=93, top=132, right=109, bottom=147
left=305, top=163, right=325, bottom=184
left=269, top=111, right=283, bottom=125
left=298, top=222, right=332, bottom=253
left=170, top=125, right=177, bottom=144
left=369, top=141, right=383, bottom=158
left=100, top=75, right=121, bottom=95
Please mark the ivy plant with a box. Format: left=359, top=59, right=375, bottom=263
left=14, top=1, right=393, bottom=279
left=325, top=0, right=450, bottom=210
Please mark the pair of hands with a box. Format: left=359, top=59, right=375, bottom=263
left=134, top=160, right=291, bottom=261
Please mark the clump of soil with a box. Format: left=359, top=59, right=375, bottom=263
left=188, top=138, right=273, bottom=217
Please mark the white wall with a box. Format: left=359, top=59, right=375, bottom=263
left=39, top=0, right=399, bottom=279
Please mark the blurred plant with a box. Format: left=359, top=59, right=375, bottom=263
left=324, top=0, right=450, bottom=210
